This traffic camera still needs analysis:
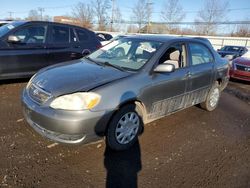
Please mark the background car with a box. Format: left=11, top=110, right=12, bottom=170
left=100, top=34, right=131, bottom=46
left=0, top=21, right=101, bottom=80
left=217, top=45, right=248, bottom=59
left=0, top=20, right=12, bottom=27
left=96, top=32, right=113, bottom=43
left=230, top=50, right=250, bottom=81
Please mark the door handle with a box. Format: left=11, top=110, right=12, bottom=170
left=70, top=52, right=78, bottom=58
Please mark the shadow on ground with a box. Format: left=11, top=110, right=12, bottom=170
left=0, top=78, right=29, bottom=85
left=104, top=140, right=142, bottom=188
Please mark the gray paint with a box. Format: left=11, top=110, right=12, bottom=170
left=22, top=35, right=229, bottom=144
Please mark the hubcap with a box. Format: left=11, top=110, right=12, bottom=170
left=115, top=112, right=140, bottom=145
left=209, top=88, right=220, bottom=107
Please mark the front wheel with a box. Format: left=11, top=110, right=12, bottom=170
left=200, top=82, right=221, bottom=111
left=106, top=104, right=143, bottom=151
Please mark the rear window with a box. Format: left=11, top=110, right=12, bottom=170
left=189, top=43, right=214, bottom=65
left=75, top=29, right=89, bottom=41
left=51, top=25, right=69, bottom=43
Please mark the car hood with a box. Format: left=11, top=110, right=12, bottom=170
left=233, top=57, right=250, bottom=66
left=31, top=59, right=131, bottom=97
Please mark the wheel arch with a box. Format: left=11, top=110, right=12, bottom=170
left=102, top=99, right=147, bottom=135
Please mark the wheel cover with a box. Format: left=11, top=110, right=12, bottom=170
left=209, top=88, right=220, bottom=107
left=115, top=112, right=140, bottom=145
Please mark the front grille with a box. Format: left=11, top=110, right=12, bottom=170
left=235, top=64, right=250, bottom=72
left=28, top=83, right=52, bottom=104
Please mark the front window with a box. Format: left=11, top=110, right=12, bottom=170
left=12, top=25, right=47, bottom=44
left=0, top=22, right=24, bottom=38
left=88, top=38, right=162, bottom=71
left=242, top=51, right=250, bottom=59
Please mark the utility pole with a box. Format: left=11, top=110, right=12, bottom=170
left=110, top=0, right=115, bottom=32
left=146, top=1, right=153, bottom=33
left=38, top=7, right=45, bottom=21
left=8, top=11, right=14, bottom=20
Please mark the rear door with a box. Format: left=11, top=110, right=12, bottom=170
left=47, top=24, right=73, bottom=64
left=185, top=42, right=214, bottom=105
left=0, top=23, right=49, bottom=78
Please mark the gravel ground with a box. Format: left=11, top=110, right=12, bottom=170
left=0, top=80, right=249, bottom=188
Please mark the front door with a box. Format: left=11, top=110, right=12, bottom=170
left=147, top=43, right=190, bottom=120
left=0, top=23, right=49, bottom=78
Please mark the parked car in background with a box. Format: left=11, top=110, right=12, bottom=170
left=0, top=20, right=12, bottom=27
left=230, top=51, right=250, bottom=81
left=217, top=45, right=248, bottom=59
left=0, top=21, right=101, bottom=80
left=96, top=32, right=113, bottom=42
left=100, top=34, right=131, bottom=46
left=22, top=35, right=229, bottom=151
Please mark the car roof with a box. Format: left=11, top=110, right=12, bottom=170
left=9, top=20, right=92, bottom=31
left=125, top=34, right=211, bottom=45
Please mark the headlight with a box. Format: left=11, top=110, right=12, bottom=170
left=26, top=74, right=37, bottom=89
left=50, top=92, right=101, bottom=110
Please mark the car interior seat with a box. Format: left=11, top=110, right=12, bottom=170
left=169, top=50, right=180, bottom=69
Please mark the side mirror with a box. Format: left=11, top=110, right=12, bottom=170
left=154, top=63, right=175, bottom=73
left=7, top=35, right=21, bottom=43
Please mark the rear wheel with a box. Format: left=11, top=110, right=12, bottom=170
left=106, top=104, right=143, bottom=151
left=200, top=82, right=220, bottom=111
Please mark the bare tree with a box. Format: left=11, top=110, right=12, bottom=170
left=161, top=0, right=185, bottom=33
left=131, top=0, right=149, bottom=33
left=26, top=9, right=51, bottom=21
left=92, top=0, right=111, bottom=31
left=195, top=0, right=229, bottom=35
left=161, top=0, right=185, bottom=29
left=111, top=6, right=123, bottom=31
left=26, top=10, right=40, bottom=21
left=231, top=24, right=250, bottom=37
left=72, top=2, right=94, bottom=28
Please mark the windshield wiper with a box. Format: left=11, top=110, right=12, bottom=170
left=103, top=61, right=126, bottom=72
left=85, top=57, right=126, bottom=72
left=85, top=57, right=103, bottom=66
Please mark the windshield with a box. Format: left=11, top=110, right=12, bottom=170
left=221, top=46, right=241, bottom=52
left=242, top=51, right=250, bottom=59
left=88, top=38, right=162, bottom=71
left=0, top=22, right=24, bottom=38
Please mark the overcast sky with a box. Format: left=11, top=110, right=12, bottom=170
left=0, top=0, right=250, bottom=22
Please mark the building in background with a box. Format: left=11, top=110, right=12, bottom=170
left=53, top=16, right=81, bottom=26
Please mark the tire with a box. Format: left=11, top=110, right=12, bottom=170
left=106, top=104, right=143, bottom=151
left=200, top=82, right=221, bottom=111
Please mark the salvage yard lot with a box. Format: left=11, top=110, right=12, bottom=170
left=0, top=80, right=249, bottom=188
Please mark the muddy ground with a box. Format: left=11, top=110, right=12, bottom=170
left=0, top=80, right=249, bottom=188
